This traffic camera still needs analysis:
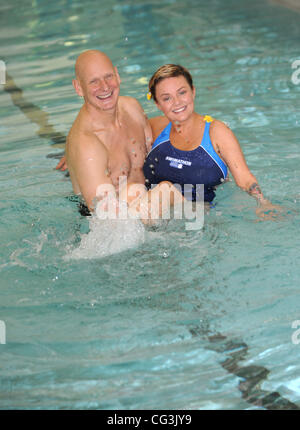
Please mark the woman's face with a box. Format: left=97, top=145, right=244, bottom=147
left=155, top=75, right=195, bottom=123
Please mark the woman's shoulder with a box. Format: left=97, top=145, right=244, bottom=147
left=208, top=116, right=234, bottom=139
left=149, top=116, right=169, bottom=141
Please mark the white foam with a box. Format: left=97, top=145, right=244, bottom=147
left=66, top=215, right=145, bottom=260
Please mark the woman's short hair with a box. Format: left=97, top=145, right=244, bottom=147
left=148, top=64, right=194, bottom=102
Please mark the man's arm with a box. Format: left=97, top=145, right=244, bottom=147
left=67, top=133, right=113, bottom=211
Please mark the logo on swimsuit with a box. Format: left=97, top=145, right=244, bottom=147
left=166, top=156, right=192, bottom=169
left=291, top=320, right=300, bottom=345
left=0, top=320, right=6, bottom=344
left=291, top=60, right=300, bottom=85
left=0, top=60, right=6, bottom=85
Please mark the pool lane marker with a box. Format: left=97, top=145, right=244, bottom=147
left=190, top=328, right=300, bottom=410
left=0, top=320, right=6, bottom=344
left=4, top=73, right=66, bottom=147
left=4, top=73, right=68, bottom=173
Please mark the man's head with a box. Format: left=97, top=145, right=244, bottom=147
left=73, top=50, right=121, bottom=112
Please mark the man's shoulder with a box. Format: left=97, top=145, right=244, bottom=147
left=69, top=128, right=105, bottom=148
left=67, top=107, right=87, bottom=137
left=68, top=121, right=90, bottom=145
left=68, top=107, right=95, bottom=142
left=67, top=125, right=107, bottom=162
left=119, top=95, right=143, bottom=113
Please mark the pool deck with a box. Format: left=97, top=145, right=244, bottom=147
left=270, top=0, right=300, bottom=12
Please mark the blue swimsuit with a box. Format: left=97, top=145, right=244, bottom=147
left=143, top=116, right=228, bottom=202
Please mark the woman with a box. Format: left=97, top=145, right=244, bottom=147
left=143, top=64, right=279, bottom=217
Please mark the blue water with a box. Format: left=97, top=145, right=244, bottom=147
left=0, top=0, right=300, bottom=409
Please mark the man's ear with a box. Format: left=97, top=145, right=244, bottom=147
left=72, top=78, right=83, bottom=97
left=115, top=67, right=121, bottom=85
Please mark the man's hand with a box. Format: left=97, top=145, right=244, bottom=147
left=55, top=155, right=68, bottom=171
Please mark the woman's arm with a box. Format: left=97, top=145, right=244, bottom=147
left=210, top=119, right=286, bottom=220
left=210, top=120, right=269, bottom=205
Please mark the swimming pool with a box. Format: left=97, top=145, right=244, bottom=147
left=0, top=0, right=300, bottom=410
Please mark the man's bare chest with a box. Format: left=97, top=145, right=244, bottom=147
left=94, top=123, right=147, bottom=185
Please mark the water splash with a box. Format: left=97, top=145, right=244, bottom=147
left=66, top=215, right=145, bottom=260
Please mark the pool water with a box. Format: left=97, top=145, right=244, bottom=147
left=0, top=0, right=300, bottom=410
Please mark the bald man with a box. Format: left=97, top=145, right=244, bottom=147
left=61, top=50, right=152, bottom=212
left=57, top=50, right=185, bottom=224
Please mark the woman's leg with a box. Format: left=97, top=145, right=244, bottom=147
left=122, top=181, right=184, bottom=224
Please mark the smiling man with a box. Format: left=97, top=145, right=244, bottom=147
left=65, top=50, right=152, bottom=212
